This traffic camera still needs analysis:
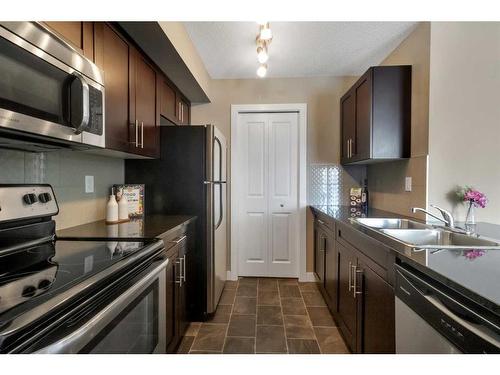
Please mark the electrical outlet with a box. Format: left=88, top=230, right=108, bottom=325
left=85, top=175, right=94, bottom=193
left=405, top=176, right=412, bottom=192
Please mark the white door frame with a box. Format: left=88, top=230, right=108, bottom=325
left=230, top=103, right=310, bottom=281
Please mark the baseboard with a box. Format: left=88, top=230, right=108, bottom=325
left=227, top=271, right=316, bottom=282
left=299, top=272, right=317, bottom=282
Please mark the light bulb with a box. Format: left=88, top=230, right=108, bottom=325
left=259, top=25, right=273, bottom=41
left=257, top=64, right=267, bottom=78
left=257, top=46, right=269, bottom=63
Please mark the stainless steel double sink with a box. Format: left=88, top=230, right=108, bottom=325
left=351, top=218, right=500, bottom=250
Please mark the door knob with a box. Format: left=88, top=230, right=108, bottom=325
left=280, top=204, right=284, bottom=207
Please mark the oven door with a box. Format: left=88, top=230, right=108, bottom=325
left=28, top=256, right=167, bottom=354
left=0, top=22, right=104, bottom=148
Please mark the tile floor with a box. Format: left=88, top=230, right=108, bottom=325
left=177, top=277, right=350, bottom=354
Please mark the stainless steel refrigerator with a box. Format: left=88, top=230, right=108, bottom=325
left=125, top=124, right=227, bottom=320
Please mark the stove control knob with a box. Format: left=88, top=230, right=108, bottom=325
left=22, top=285, right=37, bottom=298
left=38, top=192, right=52, bottom=203
left=23, top=193, right=38, bottom=205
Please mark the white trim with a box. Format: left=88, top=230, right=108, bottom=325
left=303, top=272, right=317, bottom=282
left=230, top=103, right=308, bottom=281
left=226, top=270, right=238, bottom=281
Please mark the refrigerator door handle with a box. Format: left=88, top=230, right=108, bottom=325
left=204, top=181, right=227, bottom=184
left=215, top=182, right=223, bottom=230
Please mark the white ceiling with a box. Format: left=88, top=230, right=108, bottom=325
left=184, top=22, right=418, bottom=79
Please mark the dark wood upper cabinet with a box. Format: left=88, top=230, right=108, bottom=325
left=341, top=65, right=411, bottom=165
left=130, top=48, right=159, bottom=158
left=94, top=23, right=131, bottom=153
left=94, top=23, right=160, bottom=157
left=341, top=92, right=355, bottom=161
left=44, top=22, right=94, bottom=61
left=357, top=259, right=395, bottom=354
left=177, top=94, right=191, bottom=125
left=160, top=79, right=178, bottom=123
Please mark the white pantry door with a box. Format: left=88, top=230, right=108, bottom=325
left=237, top=112, right=299, bottom=277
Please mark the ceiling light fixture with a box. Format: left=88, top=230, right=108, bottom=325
left=256, top=64, right=267, bottom=78
left=255, top=23, right=272, bottom=78
left=257, top=45, right=268, bottom=63
left=259, top=23, right=273, bottom=41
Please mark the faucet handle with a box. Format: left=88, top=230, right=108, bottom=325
left=430, top=205, right=454, bottom=227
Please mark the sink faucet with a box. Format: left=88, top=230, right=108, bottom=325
left=411, top=205, right=455, bottom=228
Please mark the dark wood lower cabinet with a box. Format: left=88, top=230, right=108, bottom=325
left=314, top=223, right=326, bottom=286
left=165, top=234, right=189, bottom=353
left=336, top=241, right=358, bottom=350
left=312, top=209, right=395, bottom=354
left=324, top=228, right=337, bottom=309
left=357, top=259, right=395, bottom=353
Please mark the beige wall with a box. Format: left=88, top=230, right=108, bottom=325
left=158, top=22, right=212, bottom=101
left=428, top=22, right=500, bottom=224
left=367, top=22, right=430, bottom=220
left=191, top=77, right=362, bottom=272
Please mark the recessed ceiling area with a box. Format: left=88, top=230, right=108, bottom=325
left=184, top=22, right=418, bottom=79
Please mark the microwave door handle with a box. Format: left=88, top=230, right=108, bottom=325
left=33, top=258, right=168, bottom=354
left=70, top=72, right=90, bottom=135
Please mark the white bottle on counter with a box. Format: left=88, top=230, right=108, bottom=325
left=118, top=188, right=129, bottom=221
left=106, top=187, right=119, bottom=223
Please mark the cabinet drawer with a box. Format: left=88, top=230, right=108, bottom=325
left=314, top=212, right=335, bottom=233
left=336, top=221, right=391, bottom=280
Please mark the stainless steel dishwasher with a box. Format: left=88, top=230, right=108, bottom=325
left=395, top=264, right=500, bottom=354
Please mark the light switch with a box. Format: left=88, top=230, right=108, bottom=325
left=85, top=175, right=94, bottom=193
left=405, top=177, right=412, bottom=192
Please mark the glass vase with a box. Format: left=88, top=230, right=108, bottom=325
left=465, top=202, right=476, bottom=233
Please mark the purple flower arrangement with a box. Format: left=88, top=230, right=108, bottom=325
left=461, top=187, right=488, bottom=208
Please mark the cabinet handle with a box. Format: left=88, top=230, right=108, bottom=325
left=178, top=102, right=181, bottom=122
left=135, top=120, right=139, bottom=148
left=348, top=139, right=351, bottom=158
left=348, top=261, right=352, bottom=292
left=183, top=254, right=187, bottom=282
left=353, top=267, right=363, bottom=298
left=317, top=219, right=325, bottom=225
left=170, top=235, right=187, bottom=244
left=181, top=104, right=184, bottom=122
left=175, top=258, right=183, bottom=287
left=140, top=121, right=144, bottom=149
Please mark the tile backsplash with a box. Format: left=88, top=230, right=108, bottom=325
left=0, top=149, right=124, bottom=229
left=308, top=163, right=367, bottom=206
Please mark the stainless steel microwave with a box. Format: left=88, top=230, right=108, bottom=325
left=0, top=22, right=105, bottom=150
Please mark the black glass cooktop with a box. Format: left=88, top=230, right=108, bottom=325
left=0, top=238, right=156, bottom=321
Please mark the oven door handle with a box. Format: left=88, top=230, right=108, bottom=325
left=34, top=257, right=169, bottom=354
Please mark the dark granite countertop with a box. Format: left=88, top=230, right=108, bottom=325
left=57, top=214, right=196, bottom=240
left=310, top=205, right=500, bottom=315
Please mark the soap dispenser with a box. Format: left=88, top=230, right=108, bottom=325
left=117, top=187, right=130, bottom=221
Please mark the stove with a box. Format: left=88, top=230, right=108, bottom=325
left=0, top=185, right=167, bottom=353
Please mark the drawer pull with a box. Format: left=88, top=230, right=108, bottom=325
left=170, top=235, right=187, bottom=244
